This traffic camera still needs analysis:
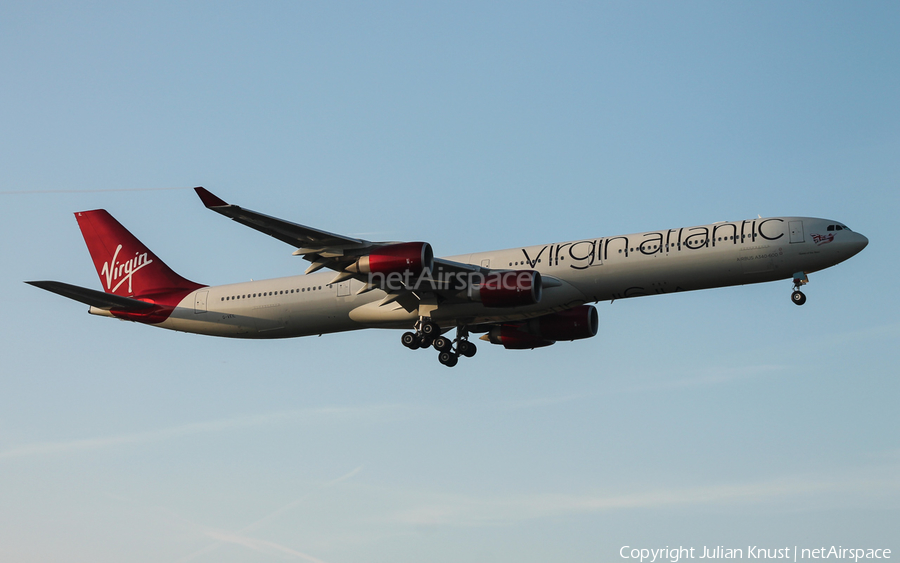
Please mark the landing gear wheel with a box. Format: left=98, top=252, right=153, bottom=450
left=791, top=290, right=807, bottom=306
left=438, top=351, right=459, bottom=367
left=457, top=340, right=477, bottom=358
left=421, top=321, right=440, bottom=338
left=401, top=332, right=420, bottom=349
left=433, top=336, right=453, bottom=352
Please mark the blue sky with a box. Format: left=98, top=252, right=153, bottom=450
left=1, top=2, right=898, bottom=562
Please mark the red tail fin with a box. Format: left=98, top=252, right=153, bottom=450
left=75, top=210, right=203, bottom=297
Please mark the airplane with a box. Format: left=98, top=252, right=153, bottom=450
left=27, top=188, right=868, bottom=367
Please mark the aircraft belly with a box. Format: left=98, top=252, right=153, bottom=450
left=441, top=283, right=588, bottom=326
left=349, top=301, right=418, bottom=327
left=273, top=293, right=367, bottom=337
left=252, top=303, right=285, bottom=333
left=159, top=313, right=257, bottom=336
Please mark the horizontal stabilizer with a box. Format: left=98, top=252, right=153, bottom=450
left=25, top=281, right=156, bottom=310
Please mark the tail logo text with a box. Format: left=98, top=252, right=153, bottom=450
left=101, top=244, right=153, bottom=294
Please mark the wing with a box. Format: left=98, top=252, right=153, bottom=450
left=25, top=281, right=156, bottom=310
left=195, top=187, right=369, bottom=252
left=194, top=188, right=548, bottom=311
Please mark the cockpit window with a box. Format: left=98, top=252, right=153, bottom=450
left=827, top=225, right=834, bottom=231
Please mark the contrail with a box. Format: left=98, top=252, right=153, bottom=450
left=173, top=466, right=363, bottom=563
left=0, top=406, right=407, bottom=460
left=0, top=186, right=194, bottom=195
left=242, top=465, right=365, bottom=533
left=201, top=530, right=331, bottom=563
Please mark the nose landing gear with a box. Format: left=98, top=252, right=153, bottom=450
left=791, top=272, right=808, bottom=306
left=401, top=318, right=477, bottom=367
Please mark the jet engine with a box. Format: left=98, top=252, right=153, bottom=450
left=345, top=242, right=434, bottom=276
left=481, top=304, right=598, bottom=349
left=472, top=270, right=542, bottom=308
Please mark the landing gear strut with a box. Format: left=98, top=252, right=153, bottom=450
left=452, top=325, right=477, bottom=360
left=400, top=318, right=477, bottom=367
left=791, top=272, right=808, bottom=306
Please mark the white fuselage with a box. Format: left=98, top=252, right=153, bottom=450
left=113, top=217, right=866, bottom=338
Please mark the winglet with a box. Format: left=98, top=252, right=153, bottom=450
left=194, top=187, right=229, bottom=208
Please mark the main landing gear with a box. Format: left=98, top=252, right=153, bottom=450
left=791, top=272, right=809, bottom=306
left=401, top=319, right=477, bottom=367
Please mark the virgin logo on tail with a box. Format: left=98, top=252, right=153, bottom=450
left=101, top=244, right=153, bottom=294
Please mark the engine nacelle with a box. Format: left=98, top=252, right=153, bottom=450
left=480, top=305, right=598, bottom=349
left=534, top=304, right=598, bottom=341
left=481, top=326, right=555, bottom=349
left=473, top=270, right=542, bottom=308
left=346, top=242, right=434, bottom=276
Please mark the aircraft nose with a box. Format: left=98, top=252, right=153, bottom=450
left=850, top=232, right=869, bottom=255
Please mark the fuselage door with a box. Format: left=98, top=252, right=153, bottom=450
left=194, top=290, right=208, bottom=314
left=337, top=281, right=351, bottom=297
left=789, top=221, right=805, bottom=244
